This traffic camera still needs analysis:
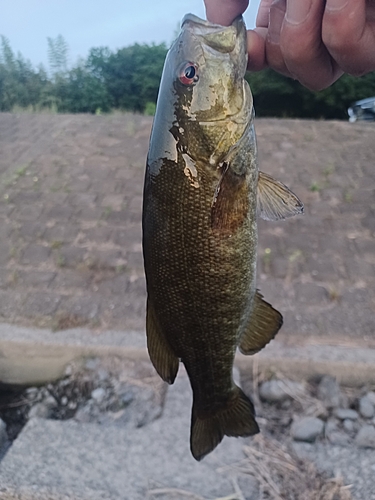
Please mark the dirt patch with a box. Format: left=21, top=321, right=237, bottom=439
left=0, top=113, right=373, bottom=341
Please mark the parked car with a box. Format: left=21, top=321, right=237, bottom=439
left=348, top=97, right=375, bottom=122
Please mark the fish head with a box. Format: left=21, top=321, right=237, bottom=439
left=149, top=14, right=253, bottom=169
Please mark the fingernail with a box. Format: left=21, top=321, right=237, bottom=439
left=326, top=0, right=349, bottom=12
left=286, top=0, right=312, bottom=25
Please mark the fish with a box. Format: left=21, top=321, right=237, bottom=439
left=142, top=13, right=303, bottom=461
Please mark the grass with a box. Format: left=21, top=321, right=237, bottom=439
left=288, top=249, right=303, bottom=263
left=236, top=436, right=352, bottom=500
left=116, top=264, right=126, bottom=274
left=56, top=254, right=66, bottom=267
left=50, top=240, right=63, bottom=250
left=11, top=103, right=58, bottom=114
left=344, top=190, right=353, bottom=203
left=327, top=286, right=341, bottom=302
left=102, top=206, right=112, bottom=219
left=323, top=163, right=335, bottom=178
left=15, top=165, right=28, bottom=177
left=9, top=247, right=17, bottom=259
left=147, top=435, right=352, bottom=500
left=310, top=182, right=321, bottom=192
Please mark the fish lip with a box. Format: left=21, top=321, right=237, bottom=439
left=181, top=13, right=244, bottom=33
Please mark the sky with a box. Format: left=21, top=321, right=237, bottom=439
left=0, top=0, right=260, bottom=70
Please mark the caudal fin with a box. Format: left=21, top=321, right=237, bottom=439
left=190, top=386, right=259, bottom=461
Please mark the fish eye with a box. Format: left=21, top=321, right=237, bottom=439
left=178, top=62, right=199, bottom=86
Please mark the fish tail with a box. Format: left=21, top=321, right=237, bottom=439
left=190, top=386, right=260, bottom=461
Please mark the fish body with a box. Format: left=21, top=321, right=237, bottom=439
left=142, top=14, right=303, bottom=461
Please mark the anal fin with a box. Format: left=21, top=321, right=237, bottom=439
left=239, top=290, right=283, bottom=355
left=146, top=298, right=179, bottom=384
left=257, top=171, right=304, bottom=221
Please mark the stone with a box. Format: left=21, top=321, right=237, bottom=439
left=290, top=417, right=325, bottom=443
left=355, top=425, right=375, bottom=449
left=0, top=418, right=8, bottom=447
left=25, top=387, right=39, bottom=400
left=324, top=418, right=338, bottom=437
left=97, top=368, right=109, bottom=382
left=85, top=358, right=100, bottom=371
left=259, top=379, right=305, bottom=403
left=328, top=431, right=351, bottom=446
left=343, top=419, right=355, bottom=433
left=29, top=397, right=57, bottom=419
left=317, top=375, right=345, bottom=409
left=359, top=396, right=375, bottom=419
left=366, top=392, right=375, bottom=405
left=334, top=408, right=359, bottom=421
left=91, top=388, right=106, bottom=404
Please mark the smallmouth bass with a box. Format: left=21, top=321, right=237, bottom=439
left=142, top=14, right=303, bottom=461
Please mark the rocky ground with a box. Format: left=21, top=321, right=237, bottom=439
left=0, top=358, right=374, bottom=499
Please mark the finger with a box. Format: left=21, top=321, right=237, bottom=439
left=280, top=0, right=342, bottom=90
left=256, top=0, right=274, bottom=27
left=264, top=0, right=294, bottom=77
left=204, top=0, right=249, bottom=25
left=246, top=28, right=268, bottom=71
left=323, top=0, right=375, bottom=76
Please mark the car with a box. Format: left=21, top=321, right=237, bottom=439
left=348, top=97, right=375, bottom=122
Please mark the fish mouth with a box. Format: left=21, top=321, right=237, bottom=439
left=181, top=13, right=244, bottom=53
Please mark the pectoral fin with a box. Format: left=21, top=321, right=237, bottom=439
left=211, top=163, right=249, bottom=233
left=257, top=172, right=304, bottom=221
left=146, top=298, right=179, bottom=384
left=239, top=291, right=283, bottom=355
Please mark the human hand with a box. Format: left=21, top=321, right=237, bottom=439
left=203, top=0, right=267, bottom=72
left=204, top=0, right=375, bottom=91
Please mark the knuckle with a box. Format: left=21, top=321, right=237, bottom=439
left=322, top=29, right=352, bottom=54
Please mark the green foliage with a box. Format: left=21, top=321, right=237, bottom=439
left=47, top=34, right=68, bottom=75
left=0, top=35, right=50, bottom=111
left=0, top=34, right=374, bottom=118
left=54, top=64, right=113, bottom=113
left=144, top=101, right=156, bottom=116
left=247, top=69, right=375, bottom=119
left=100, top=43, right=167, bottom=112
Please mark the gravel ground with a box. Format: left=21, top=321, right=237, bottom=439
left=0, top=359, right=374, bottom=498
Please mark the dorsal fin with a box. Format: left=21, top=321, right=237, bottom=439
left=257, top=172, right=304, bottom=221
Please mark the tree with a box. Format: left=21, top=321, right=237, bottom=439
left=61, top=64, right=113, bottom=113
left=0, top=33, right=373, bottom=119
left=247, top=69, right=375, bottom=119
left=47, top=34, right=68, bottom=76
left=101, top=43, right=167, bottom=112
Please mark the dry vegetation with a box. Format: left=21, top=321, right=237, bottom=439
left=147, top=435, right=352, bottom=500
